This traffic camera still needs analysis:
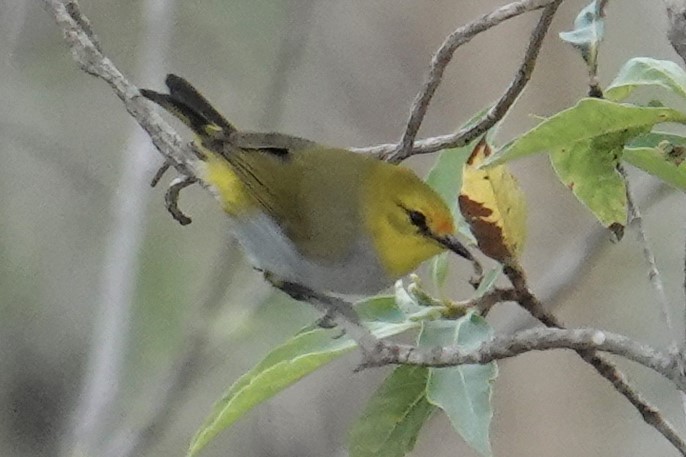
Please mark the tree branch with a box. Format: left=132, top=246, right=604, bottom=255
left=503, top=262, right=686, bottom=456
left=40, top=0, right=199, bottom=179
left=360, top=0, right=563, bottom=162
left=42, top=0, right=562, bottom=167
left=621, top=162, right=686, bottom=429
left=666, top=0, right=686, bottom=65
left=365, top=327, right=683, bottom=384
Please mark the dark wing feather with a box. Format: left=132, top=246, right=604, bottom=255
left=164, top=74, right=236, bottom=134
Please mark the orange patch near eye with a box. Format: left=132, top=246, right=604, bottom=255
left=433, top=214, right=455, bottom=236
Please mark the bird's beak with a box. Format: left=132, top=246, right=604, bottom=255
left=432, top=233, right=484, bottom=287
left=431, top=233, right=473, bottom=261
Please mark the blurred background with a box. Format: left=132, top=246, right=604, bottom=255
left=2, top=0, right=685, bottom=456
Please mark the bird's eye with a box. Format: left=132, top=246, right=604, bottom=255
left=407, top=210, right=427, bottom=228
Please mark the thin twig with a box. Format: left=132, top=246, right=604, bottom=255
left=65, top=0, right=102, bottom=52
left=409, top=285, right=519, bottom=319
left=503, top=262, right=686, bottom=456
left=666, top=0, right=686, bottom=66
left=619, top=165, right=686, bottom=427
left=583, top=0, right=609, bottom=98
left=619, top=165, right=675, bottom=339
left=499, top=182, right=672, bottom=339
left=40, top=0, right=200, bottom=178
left=662, top=0, right=686, bottom=424
left=372, top=0, right=563, bottom=162
left=270, top=278, right=383, bottom=359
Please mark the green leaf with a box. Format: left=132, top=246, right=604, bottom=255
left=483, top=98, right=686, bottom=167
left=426, top=145, right=474, bottom=240
left=393, top=281, right=424, bottom=315
left=425, top=145, right=472, bottom=289
left=425, top=146, right=470, bottom=213
left=549, top=130, right=632, bottom=237
left=431, top=252, right=450, bottom=291
left=187, top=298, right=419, bottom=457
left=606, top=57, right=686, bottom=102
left=420, top=314, right=497, bottom=457
left=348, top=366, right=435, bottom=457
left=622, top=133, right=686, bottom=191
left=188, top=329, right=355, bottom=456
left=559, top=1, right=605, bottom=71
left=473, top=266, right=502, bottom=299
left=356, top=295, right=408, bottom=323
left=626, top=131, right=686, bottom=149
left=624, top=146, right=686, bottom=191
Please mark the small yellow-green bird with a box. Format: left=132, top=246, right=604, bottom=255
left=141, top=75, right=472, bottom=295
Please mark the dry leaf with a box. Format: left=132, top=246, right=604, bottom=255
left=458, top=139, right=527, bottom=264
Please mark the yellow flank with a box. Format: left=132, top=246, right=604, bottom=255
left=200, top=149, right=256, bottom=216
left=198, top=142, right=455, bottom=278
left=363, top=163, right=453, bottom=277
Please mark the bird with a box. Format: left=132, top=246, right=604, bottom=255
left=140, top=74, right=473, bottom=296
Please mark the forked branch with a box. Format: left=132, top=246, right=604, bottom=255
left=358, top=0, right=564, bottom=162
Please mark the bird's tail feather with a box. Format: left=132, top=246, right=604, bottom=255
left=140, top=74, right=236, bottom=138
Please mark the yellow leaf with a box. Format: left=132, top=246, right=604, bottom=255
left=458, top=139, right=527, bottom=264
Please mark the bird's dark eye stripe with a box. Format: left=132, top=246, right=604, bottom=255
left=407, top=209, right=427, bottom=228
left=397, top=203, right=429, bottom=230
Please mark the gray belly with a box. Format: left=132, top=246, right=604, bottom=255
left=230, top=212, right=392, bottom=295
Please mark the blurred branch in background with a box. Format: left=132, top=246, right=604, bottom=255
left=1, top=0, right=29, bottom=55
left=535, top=182, right=672, bottom=311
left=258, top=0, right=316, bottom=130
left=102, top=240, right=242, bottom=457
left=62, top=0, right=177, bottom=456
left=6, top=122, right=109, bottom=199
left=102, top=2, right=318, bottom=456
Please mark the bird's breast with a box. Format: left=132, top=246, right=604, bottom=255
left=229, top=211, right=392, bottom=295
